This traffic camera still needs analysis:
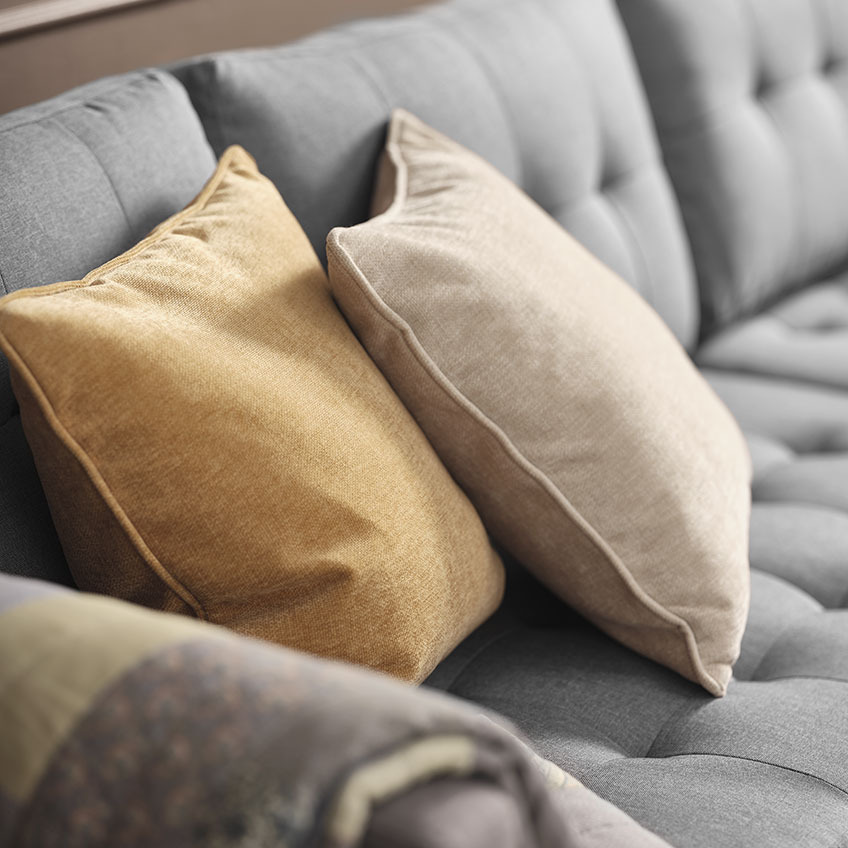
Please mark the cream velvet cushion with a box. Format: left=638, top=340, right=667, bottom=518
left=327, top=111, right=752, bottom=696
left=0, top=145, right=504, bottom=684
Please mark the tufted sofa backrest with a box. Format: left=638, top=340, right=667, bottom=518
left=0, top=70, right=216, bottom=584
left=174, top=0, right=699, bottom=348
left=0, top=0, right=701, bottom=585
left=618, top=0, right=848, bottom=334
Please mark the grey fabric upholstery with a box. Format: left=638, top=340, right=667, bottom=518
left=428, top=557, right=848, bottom=848
left=172, top=0, right=699, bottom=348
left=697, top=271, right=848, bottom=389
left=706, top=370, right=848, bottom=528
left=2, top=0, right=847, bottom=843
left=429, top=358, right=848, bottom=844
left=617, top=0, right=848, bottom=333
left=0, top=69, right=216, bottom=583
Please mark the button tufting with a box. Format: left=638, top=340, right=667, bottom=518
left=821, top=55, right=844, bottom=75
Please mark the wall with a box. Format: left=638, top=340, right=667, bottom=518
left=0, top=0, right=425, bottom=114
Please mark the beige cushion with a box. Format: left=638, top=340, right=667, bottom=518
left=0, top=145, right=504, bottom=684
left=327, top=111, right=751, bottom=696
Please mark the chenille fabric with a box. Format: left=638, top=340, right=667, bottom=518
left=328, top=111, right=751, bottom=695
left=0, top=145, right=504, bottom=683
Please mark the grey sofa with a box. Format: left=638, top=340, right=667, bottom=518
left=1, top=0, right=847, bottom=845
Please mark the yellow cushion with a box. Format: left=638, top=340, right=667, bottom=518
left=327, top=111, right=751, bottom=696
left=0, top=145, right=504, bottom=683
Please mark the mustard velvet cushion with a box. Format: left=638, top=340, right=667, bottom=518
left=0, top=145, right=504, bottom=684
left=327, top=111, right=752, bottom=696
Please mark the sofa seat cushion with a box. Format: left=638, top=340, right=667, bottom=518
left=428, top=564, right=848, bottom=848
left=428, top=362, right=848, bottom=845
left=697, top=273, right=848, bottom=389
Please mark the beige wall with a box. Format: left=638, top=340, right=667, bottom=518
left=0, top=0, right=425, bottom=115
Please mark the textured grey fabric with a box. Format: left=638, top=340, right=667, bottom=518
left=173, top=0, right=699, bottom=347
left=731, top=569, right=822, bottom=680
left=617, top=0, right=848, bottom=333
left=428, top=365, right=848, bottom=844
left=748, top=503, right=848, bottom=607
left=586, top=757, right=848, bottom=848
left=2, top=1, right=847, bottom=842
left=705, top=371, right=848, bottom=588
left=698, top=272, right=848, bottom=388
left=705, top=369, right=848, bottom=454
left=0, top=69, right=216, bottom=583
left=428, top=568, right=848, bottom=848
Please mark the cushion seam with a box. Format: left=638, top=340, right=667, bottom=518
left=437, top=627, right=521, bottom=693
left=196, top=57, right=229, bottom=159
left=601, top=185, right=656, bottom=306
left=344, top=52, right=393, bottom=111
left=697, top=357, right=848, bottom=395
left=532, top=0, right=657, bottom=305
left=652, top=751, right=848, bottom=797
left=753, top=673, right=848, bottom=685
left=54, top=120, right=133, bottom=237
left=645, top=699, right=705, bottom=759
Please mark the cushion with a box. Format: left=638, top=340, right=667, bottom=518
left=327, top=110, right=752, bottom=696
left=617, top=0, right=848, bottom=331
left=697, top=272, right=848, bottom=390
left=172, top=0, right=699, bottom=349
left=0, top=573, right=674, bottom=848
left=0, top=145, right=504, bottom=683
left=0, top=68, right=217, bottom=586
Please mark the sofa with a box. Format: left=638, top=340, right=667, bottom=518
left=1, top=0, right=847, bottom=846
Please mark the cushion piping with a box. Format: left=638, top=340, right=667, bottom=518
left=0, top=338, right=205, bottom=620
